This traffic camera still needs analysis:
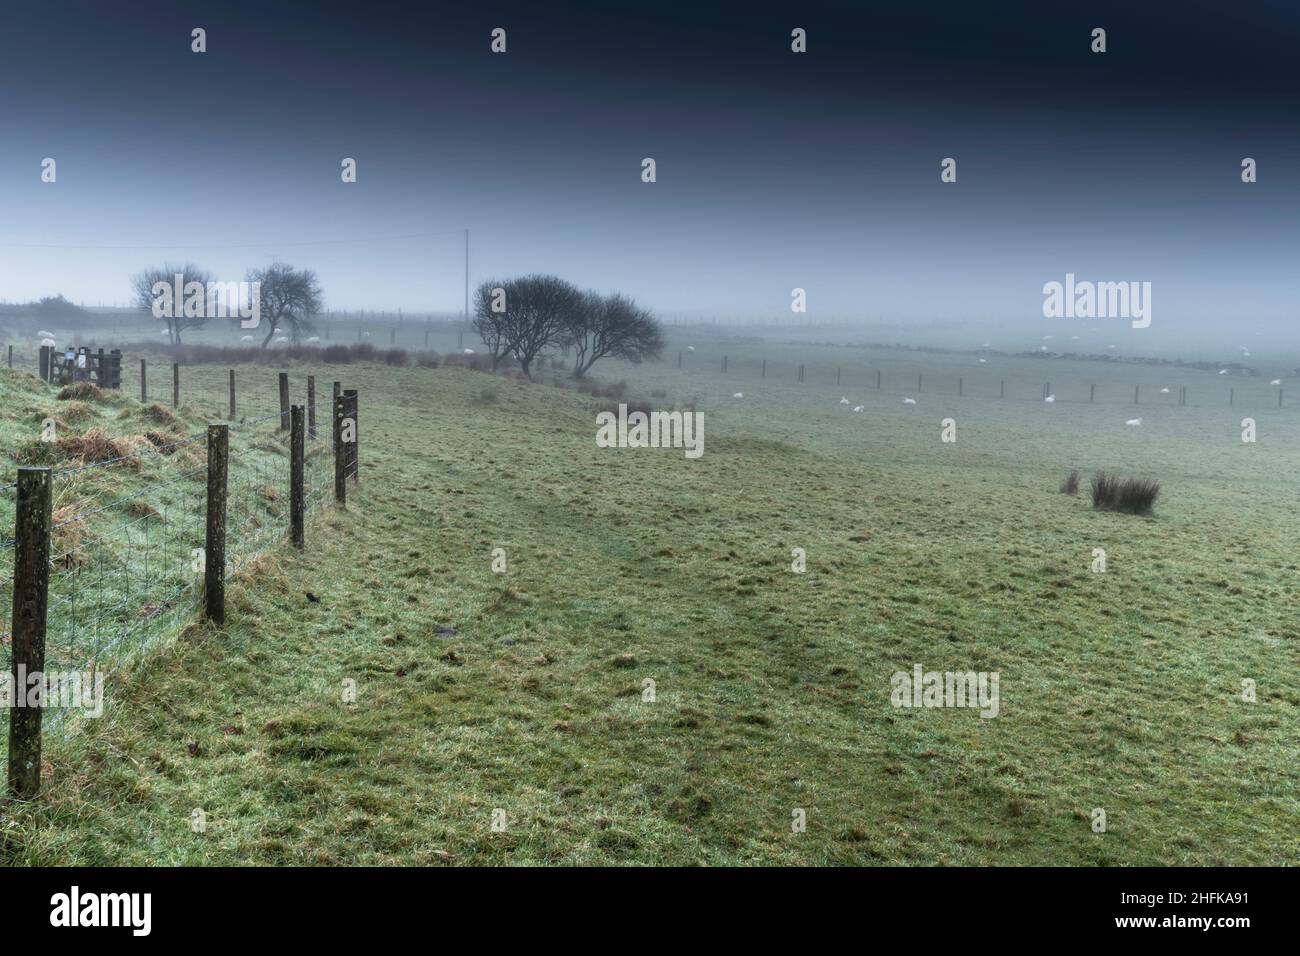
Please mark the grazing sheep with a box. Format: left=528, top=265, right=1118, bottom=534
left=839, top=397, right=849, bottom=405
left=686, top=346, right=695, bottom=352
left=1219, top=369, right=1228, bottom=375
left=307, top=335, right=320, bottom=343
left=733, top=392, right=743, bottom=399
left=902, top=397, right=916, bottom=405
left=978, top=358, right=987, bottom=363
left=463, top=348, right=475, bottom=354
left=852, top=405, right=864, bottom=413
left=1271, top=379, right=1282, bottom=386
left=1159, top=387, right=1170, bottom=394
left=1044, top=395, right=1055, bottom=403
left=1125, top=417, right=1142, bottom=426
left=240, top=335, right=253, bottom=342
left=362, top=331, right=371, bottom=337
left=37, top=329, right=54, bottom=338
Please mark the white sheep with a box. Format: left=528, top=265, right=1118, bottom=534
left=852, top=405, right=864, bottom=413
left=1044, top=395, right=1055, bottom=403
left=902, top=397, right=916, bottom=405
left=1126, top=417, right=1142, bottom=426
left=463, top=348, right=475, bottom=354
left=686, top=346, right=695, bottom=352
left=307, top=336, right=321, bottom=343
left=1271, top=379, right=1282, bottom=386
left=1159, top=387, right=1170, bottom=394
left=839, top=397, right=849, bottom=405
left=978, top=358, right=987, bottom=363
left=1219, top=369, right=1228, bottom=375
left=37, top=330, right=54, bottom=338
left=733, top=392, right=743, bottom=399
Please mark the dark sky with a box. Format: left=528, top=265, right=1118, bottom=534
left=0, top=0, right=1296, bottom=326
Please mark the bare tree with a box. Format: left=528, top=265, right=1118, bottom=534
left=248, top=263, right=323, bottom=346
left=566, top=291, right=664, bottom=379
left=131, top=262, right=213, bottom=344
left=472, top=279, right=511, bottom=369
left=492, top=275, right=582, bottom=379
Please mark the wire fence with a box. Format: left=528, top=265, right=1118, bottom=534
left=0, top=371, right=356, bottom=790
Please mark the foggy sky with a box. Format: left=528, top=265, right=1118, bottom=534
left=0, top=0, right=1296, bottom=326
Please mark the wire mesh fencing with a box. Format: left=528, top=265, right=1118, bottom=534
left=1, top=373, right=357, bottom=796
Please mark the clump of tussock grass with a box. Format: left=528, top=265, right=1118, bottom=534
left=1059, top=469, right=1080, bottom=495
left=443, top=351, right=496, bottom=372
left=56, top=382, right=104, bottom=402
left=59, top=400, right=95, bottom=423
left=142, top=404, right=180, bottom=428
left=1090, top=472, right=1160, bottom=515
left=475, top=388, right=499, bottom=406
left=577, top=379, right=627, bottom=401
left=55, top=427, right=141, bottom=468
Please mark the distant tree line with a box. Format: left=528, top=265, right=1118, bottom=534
left=130, top=261, right=322, bottom=346
left=472, top=274, right=663, bottom=379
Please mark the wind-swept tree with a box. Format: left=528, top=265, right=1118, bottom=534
left=503, top=275, right=583, bottom=379
left=248, top=263, right=323, bottom=346
left=131, top=262, right=213, bottom=344
left=565, top=291, right=664, bottom=379
left=471, top=279, right=512, bottom=369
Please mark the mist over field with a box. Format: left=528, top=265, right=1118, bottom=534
left=0, top=0, right=1296, bottom=914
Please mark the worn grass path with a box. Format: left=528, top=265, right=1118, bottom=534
left=2, top=364, right=1297, bottom=864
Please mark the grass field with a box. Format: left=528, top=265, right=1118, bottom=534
left=0, top=333, right=1297, bottom=865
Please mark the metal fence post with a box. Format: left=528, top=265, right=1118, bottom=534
left=140, top=359, right=147, bottom=403
left=173, top=362, right=180, bottom=408
left=333, top=392, right=347, bottom=506
left=229, top=369, right=236, bottom=420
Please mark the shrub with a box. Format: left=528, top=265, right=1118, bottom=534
left=57, top=382, right=104, bottom=402
left=383, top=348, right=408, bottom=366
left=414, top=351, right=440, bottom=368
left=1090, top=472, right=1160, bottom=514
left=321, top=345, right=353, bottom=363
left=1059, top=469, right=1079, bottom=495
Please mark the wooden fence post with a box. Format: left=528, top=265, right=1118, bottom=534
left=677, top=351, right=682, bottom=368
left=333, top=392, right=347, bottom=506
left=1229, top=388, right=1234, bottom=407
left=332, top=382, right=341, bottom=453
left=959, top=377, right=963, bottom=396
left=763, top=360, right=767, bottom=379
left=917, top=373, right=922, bottom=392
left=344, top=389, right=358, bottom=481
left=228, top=369, right=236, bottom=420
left=836, top=367, right=840, bottom=386
left=205, top=424, right=228, bottom=626
left=140, top=359, right=147, bottom=403
left=1279, top=389, right=1283, bottom=409
left=1000, top=379, right=1005, bottom=399
left=279, top=372, right=290, bottom=431
left=290, top=406, right=305, bottom=549
left=1134, top=384, right=1140, bottom=404
left=798, top=364, right=804, bottom=383
left=7, top=345, right=11, bottom=368
left=172, top=362, right=180, bottom=408
left=1090, top=384, right=1095, bottom=403
left=722, top=356, right=727, bottom=373
left=307, top=375, right=316, bottom=439
left=876, top=370, right=881, bottom=390
left=8, top=467, right=52, bottom=799
left=39, top=345, right=49, bottom=382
